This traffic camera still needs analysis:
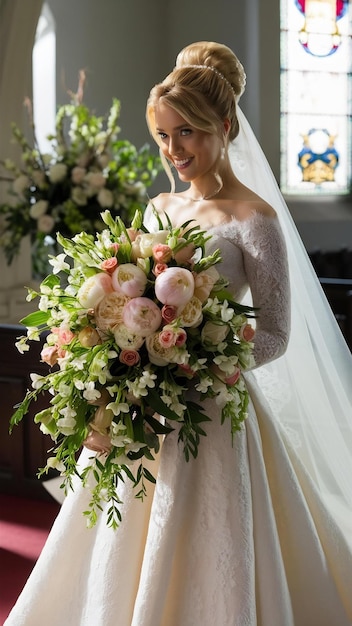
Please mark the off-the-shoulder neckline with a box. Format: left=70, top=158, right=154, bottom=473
left=205, top=210, right=278, bottom=234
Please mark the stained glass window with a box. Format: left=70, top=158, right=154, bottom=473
left=280, top=0, right=352, bottom=195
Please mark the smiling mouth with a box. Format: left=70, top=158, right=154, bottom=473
left=173, top=157, right=193, bottom=169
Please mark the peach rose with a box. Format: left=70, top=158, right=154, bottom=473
left=101, top=258, right=118, bottom=274
left=153, top=263, right=168, bottom=277
left=41, top=345, right=58, bottom=366
left=239, top=323, right=256, bottom=342
left=152, top=243, right=172, bottom=264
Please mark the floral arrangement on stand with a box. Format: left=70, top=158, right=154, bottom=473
left=0, top=71, right=161, bottom=278
left=11, top=207, right=256, bottom=529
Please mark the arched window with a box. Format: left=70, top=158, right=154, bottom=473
left=280, top=0, right=351, bottom=195
left=32, top=2, right=56, bottom=154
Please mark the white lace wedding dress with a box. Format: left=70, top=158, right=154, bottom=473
left=5, top=213, right=352, bottom=626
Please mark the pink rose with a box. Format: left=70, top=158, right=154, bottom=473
left=152, top=243, right=172, bottom=264
left=83, top=430, right=112, bottom=454
left=111, top=263, right=147, bottom=298
left=159, top=328, right=176, bottom=348
left=194, top=267, right=220, bottom=302
left=77, top=273, right=114, bottom=309
left=239, top=323, right=256, bottom=342
left=101, top=258, right=118, bottom=273
left=153, top=263, right=168, bottom=277
left=119, top=349, right=140, bottom=366
left=56, top=327, right=75, bottom=345
left=155, top=267, right=194, bottom=308
left=161, top=304, right=178, bottom=324
left=41, top=345, right=58, bottom=366
left=122, top=297, right=162, bottom=337
left=225, top=367, right=241, bottom=386
left=175, top=328, right=187, bottom=347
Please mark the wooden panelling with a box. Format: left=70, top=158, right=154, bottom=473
left=0, top=325, right=54, bottom=500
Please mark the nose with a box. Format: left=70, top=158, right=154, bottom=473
left=168, top=135, right=182, bottom=156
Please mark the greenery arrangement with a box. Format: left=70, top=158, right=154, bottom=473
left=0, top=71, right=161, bottom=277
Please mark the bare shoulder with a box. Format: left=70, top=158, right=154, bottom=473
left=232, top=196, right=277, bottom=222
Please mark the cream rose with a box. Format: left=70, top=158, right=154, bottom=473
left=201, top=321, right=229, bottom=345
left=95, top=292, right=131, bottom=331
left=113, top=323, right=145, bottom=350
left=131, top=231, right=169, bottom=260
left=77, top=273, right=114, bottom=309
left=178, top=296, right=203, bottom=327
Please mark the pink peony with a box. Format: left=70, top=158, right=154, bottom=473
left=111, top=263, right=147, bottom=298
left=123, top=297, right=162, bottom=337
left=155, top=267, right=194, bottom=308
left=77, top=273, right=114, bottom=309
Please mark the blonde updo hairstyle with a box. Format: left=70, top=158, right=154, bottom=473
left=146, top=41, right=246, bottom=189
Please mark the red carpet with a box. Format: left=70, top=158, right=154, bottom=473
left=0, top=493, right=60, bottom=624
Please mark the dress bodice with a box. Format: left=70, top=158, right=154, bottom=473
left=144, top=207, right=291, bottom=369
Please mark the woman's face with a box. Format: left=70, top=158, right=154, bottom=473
left=154, top=102, right=222, bottom=184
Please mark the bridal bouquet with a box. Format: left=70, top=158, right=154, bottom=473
left=11, top=208, right=255, bottom=528
left=0, top=84, right=160, bottom=277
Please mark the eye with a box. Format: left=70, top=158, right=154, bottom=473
left=180, top=128, right=192, bottom=136
left=157, top=131, right=167, bottom=140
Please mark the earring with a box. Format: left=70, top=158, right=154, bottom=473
left=221, top=145, right=225, bottom=160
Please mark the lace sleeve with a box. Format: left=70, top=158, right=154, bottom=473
left=238, top=214, right=291, bottom=369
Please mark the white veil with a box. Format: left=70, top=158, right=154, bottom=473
left=232, top=108, right=352, bottom=528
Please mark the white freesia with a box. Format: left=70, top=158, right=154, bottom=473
left=49, top=253, right=70, bottom=274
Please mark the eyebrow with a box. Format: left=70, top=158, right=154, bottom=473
left=156, top=124, right=189, bottom=132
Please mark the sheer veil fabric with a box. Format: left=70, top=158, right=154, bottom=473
left=233, top=108, right=352, bottom=539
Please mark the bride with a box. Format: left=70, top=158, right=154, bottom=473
left=5, top=41, right=352, bottom=626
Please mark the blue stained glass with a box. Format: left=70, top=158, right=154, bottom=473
left=280, top=0, right=351, bottom=195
